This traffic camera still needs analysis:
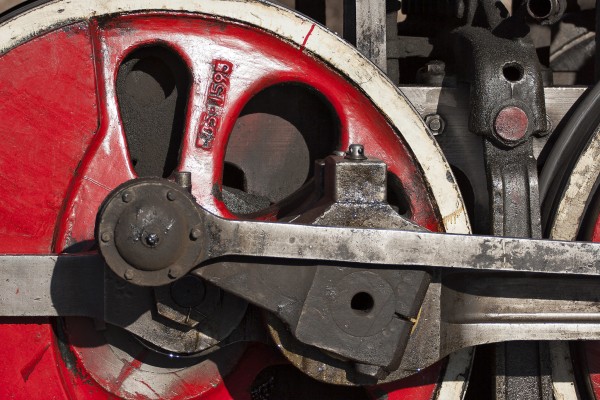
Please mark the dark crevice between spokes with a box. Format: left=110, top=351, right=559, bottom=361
left=222, top=83, right=340, bottom=216
left=117, top=45, right=191, bottom=178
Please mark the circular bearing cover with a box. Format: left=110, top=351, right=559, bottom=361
left=97, top=178, right=204, bottom=286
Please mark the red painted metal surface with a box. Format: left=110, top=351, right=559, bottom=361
left=0, top=318, right=73, bottom=399
left=0, top=12, right=444, bottom=399
left=0, top=22, right=98, bottom=253
left=494, top=106, right=529, bottom=142
left=365, top=362, right=443, bottom=400
left=583, top=212, right=600, bottom=397
left=571, top=173, right=600, bottom=397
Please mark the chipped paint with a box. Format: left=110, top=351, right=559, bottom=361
left=550, top=125, right=600, bottom=241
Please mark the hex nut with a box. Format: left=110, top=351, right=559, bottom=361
left=100, top=232, right=112, bottom=243
left=424, top=114, right=445, bottom=136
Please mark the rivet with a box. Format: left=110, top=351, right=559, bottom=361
left=168, top=267, right=181, bottom=279
left=122, top=192, right=132, bottom=203
left=190, top=228, right=202, bottom=240
left=124, top=268, right=135, bottom=280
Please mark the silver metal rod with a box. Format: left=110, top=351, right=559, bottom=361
left=0, top=254, right=104, bottom=317
left=207, top=214, right=600, bottom=276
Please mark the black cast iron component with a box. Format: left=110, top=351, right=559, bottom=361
left=400, top=0, right=567, bottom=25
left=485, top=139, right=542, bottom=239
left=454, top=26, right=548, bottom=146
left=449, top=0, right=549, bottom=148
left=484, top=125, right=546, bottom=399
left=461, top=4, right=551, bottom=394
left=401, top=0, right=466, bottom=19
left=260, top=149, right=430, bottom=384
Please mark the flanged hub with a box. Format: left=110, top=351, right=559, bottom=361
left=97, top=178, right=204, bottom=286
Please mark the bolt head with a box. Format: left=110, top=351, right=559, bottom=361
left=124, top=268, right=135, bottom=280
left=121, top=192, right=132, bottom=203
left=428, top=118, right=441, bottom=131
left=190, top=228, right=202, bottom=240
left=175, top=171, right=192, bottom=189
left=100, top=232, right=112, bottom=243
left=167, top=191, right=176, bottom=201
left=168, top=266, right=181, bottom=279
left=494, top=106, right=528, bottom=142
left=145, top=233, right=160, bottom=247
left=424, top=114, right=445, bottom=135
left=345, top=144, right=367, bottom=160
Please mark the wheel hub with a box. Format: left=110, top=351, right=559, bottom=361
left=99, top=178, right=203, bottom=286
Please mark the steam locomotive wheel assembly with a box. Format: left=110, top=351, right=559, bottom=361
left=7, top=0, right=600, bottom=399
left=0, top=1, right=472, bottom=398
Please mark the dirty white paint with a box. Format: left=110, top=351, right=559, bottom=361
left=550, top=124, right=600, bottom=241
left=437, top=347, right=474, bottom=400
left=547, top=112, right=600, bottom=400
left=549, top=341, right=581, bottom=400
left=0, top=0, right=471, bottom=235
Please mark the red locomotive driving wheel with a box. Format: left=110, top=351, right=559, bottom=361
left=0, top=1, right=471, bottom=398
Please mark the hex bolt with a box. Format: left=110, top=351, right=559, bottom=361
left=354, top=362, right=389, bottom=380
left=428, top=117, right=441, bottom=131
left=167, top=191, right=177, bottom=201
left=100, top=232, right=112, bottom=243
left=345, top=144, right=367, bottom=160
left=190, top=227, right=202, bottom=241
left=425, top=114, right=445, bottom=136
left=124, top=268, right=135, bottom=280
left=122, top=192, right=132, bottom=203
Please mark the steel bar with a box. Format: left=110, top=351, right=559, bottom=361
left=0, top=254, right=104, bottom=317
left=3, top=219, right=600, bottom=316
left=205, top=214, right=600, bottom=276
left=343, top=0, right=386, bottom=71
